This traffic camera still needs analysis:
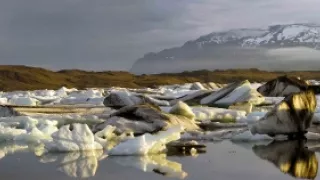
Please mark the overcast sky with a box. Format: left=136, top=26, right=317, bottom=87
left=0, top=0, right=320, bottom=71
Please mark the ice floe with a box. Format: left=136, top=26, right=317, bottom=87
left=45, top=123, right=103, bottom=152
left=8, top=97, right=40, bottom=106
left=109, top=126, right=183, bottom=155
left=231, top=130, right=273, bottom=142
left=192, top=107, right=246, bottom=121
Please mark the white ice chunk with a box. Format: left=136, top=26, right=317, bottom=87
left=14, top=124, right=58, bottom=143
left=169, top=101, right=195, bottom=119
left=45, top=124, right=103, bottom=152
left=264, top=97, right=284, bottom=104
left=237, top=112, right=267, bottom=124
left=94, top=125, right=132, bottom=150
left=312, top=113, right=320, bottom=123
left=31, top=96, right=61, bottom=105
left=59, top=97, right=104, bottom=105
left=231, top=130, right=273, bottom=142
left=0, top=98, right=8, bottom=105
left=8, top=97, right=39, bottom=106
left=0, top=125, right=27, bottom=141
left=192, top=107, right=246, bottom=121
left=181, top=129, right=245, bottom=141
left=214, top=83, right=252, bottom=105
left=305, top=132, right=320, bottom=140
left=191, top=82, right=206, bottom=90
left=144, top=95, right=170, bottom=106
left=109, top=126, right=183, bottom=155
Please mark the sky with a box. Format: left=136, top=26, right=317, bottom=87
left=0, top=0, right=320, bottom=71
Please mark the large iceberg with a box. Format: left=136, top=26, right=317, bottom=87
left=250, top=90, right=316, bottom=137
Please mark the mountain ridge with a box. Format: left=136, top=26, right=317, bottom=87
left=131, top=23, right=320, bottom=74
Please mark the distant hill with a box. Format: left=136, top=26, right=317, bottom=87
left=1, top=65, right=320, bottom=91
left=131, top=23, right=320, bottom=74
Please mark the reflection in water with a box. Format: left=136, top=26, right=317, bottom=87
left=39, top=150, right=105, bottom=178
left=110, top=154, right=188, bottom=179
left=0, top=141, right=28, bottom=160
left=36, top=147, right=188, bottom=179
left=253, top=140, right=318, bottom=179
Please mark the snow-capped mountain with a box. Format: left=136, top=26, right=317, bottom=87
left=193, top=24, right=320, bottom=48
left=243, top=24, right=320, bottom=47
left=131, top=24, right=320, bottom=74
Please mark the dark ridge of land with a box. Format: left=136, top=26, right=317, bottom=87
left=1, top=65, right=320, bottom=91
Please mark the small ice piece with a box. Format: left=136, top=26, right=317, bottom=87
left=45, top=124, right=103, bottom=152
left=59, top=97, right=104, bottom=105
left=8, top=97, right=39, bottom=106
left=169, top=101, right=195, bottom=119
left=14, top=124, right=58, bottom=143
left=312, top=113, right=320, bottom=123
left=0, top=116, right=58, bottom=132
left=55, top=87, right=76, bottom=97
left=181, top=129, right=246, bottom=141
left=191, top=82, right=206, bottom=90
left=144, top=95, right=170, bottom=106
left=31, top=96, right=61, bottom=105
left=237, top=112, right=267, bottom=124
left=305, top=132, right=320, bottom=140
left=0, top=125, right=27, bottom=142
left=103, top=91, right=142, bottom=107
left=0, top=98, right=8, bottom=105
left=192, top=107, right=246, bottom=121
left=94, top=125, right=132, bottom=150
left=231, top=130, right=273, bottom=142
left=109, top=126, right=183, bottom=155
left=264, top=97, right=284, bottom=105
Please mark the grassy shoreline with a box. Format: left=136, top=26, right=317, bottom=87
left=1, top=65, right=320, bottom=91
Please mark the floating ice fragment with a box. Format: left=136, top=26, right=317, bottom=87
left=109, top=126, right=183, bottom=155
left=45, top=123, right=103, bottom=152
left=231, top=130, right=273, bottom=142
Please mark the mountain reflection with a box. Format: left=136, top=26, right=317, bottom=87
left=253, top=140, right=318, bottom=179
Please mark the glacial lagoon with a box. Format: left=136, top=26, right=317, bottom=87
left=0, top=140, right=317, bottom=180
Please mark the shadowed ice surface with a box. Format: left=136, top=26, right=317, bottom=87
left=0, top=140, right=319, bottom=180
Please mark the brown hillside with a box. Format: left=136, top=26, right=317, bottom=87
left=1, top=66, right=320, bottom=91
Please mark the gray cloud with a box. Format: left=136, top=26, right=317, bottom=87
left=0, top=0, right=320, bottom=70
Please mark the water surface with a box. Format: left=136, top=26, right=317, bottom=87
left=0, top=140, right=318, bottom=180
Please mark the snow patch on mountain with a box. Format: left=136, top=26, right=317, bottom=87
left=242, top=24, right=320, bottom=47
